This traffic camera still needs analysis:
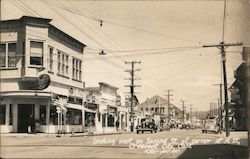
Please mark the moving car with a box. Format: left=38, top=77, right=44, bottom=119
left=136, top=118, right=157, bottom=134
left=202, top=118, right=220, bottom=134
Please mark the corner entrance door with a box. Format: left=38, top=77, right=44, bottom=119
left=18, top=104, right=34, bottom=133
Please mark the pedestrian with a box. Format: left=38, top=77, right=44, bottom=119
left=116, top=119, right=120, bottom=131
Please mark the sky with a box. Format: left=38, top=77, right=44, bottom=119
left=1, top=0, right=250, bottom=111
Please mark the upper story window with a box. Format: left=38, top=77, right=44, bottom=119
left=57, top=50, right=69, bottom=77
left=30, top=41, right=43, bottom=66
left=48, top=46, right=53, bottom=72
left=0, top=42, right=17, bottom=68
left=72, top=57, right=82, bottom=81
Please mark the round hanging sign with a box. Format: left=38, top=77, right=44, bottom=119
left=37, top=74, right=51, bottom=90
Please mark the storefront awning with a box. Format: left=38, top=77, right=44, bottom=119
left=67, top=103, right=96, bottom=113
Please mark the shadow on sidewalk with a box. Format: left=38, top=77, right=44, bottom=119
left=178, top=144, right=248, bottom=159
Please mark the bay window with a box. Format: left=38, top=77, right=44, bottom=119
left=30, top=41, right=43, bottom=66
left=0, top=44, right=6, bottom=67
left=8, top=43, right=17, bottom=67
left=48, top=46, right=53, bottom=72
left=0, top=42, right=17, bottom=68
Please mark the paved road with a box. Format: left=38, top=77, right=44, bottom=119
left=0, top=129, right=248, bottom=158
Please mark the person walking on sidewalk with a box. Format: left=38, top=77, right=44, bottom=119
left=116, top=119, right=120, bottom=131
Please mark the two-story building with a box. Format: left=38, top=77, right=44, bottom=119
left=0, top=16, right=86, bottom=133
left=137, top=95, right=183, bottom=127
left=83, top=82, right=130, bottom=133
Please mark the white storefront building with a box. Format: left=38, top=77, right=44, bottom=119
left=0, top=16, right=87, bottom=133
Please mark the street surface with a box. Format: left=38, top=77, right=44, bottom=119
left=0, top=129, right=248, bottom=159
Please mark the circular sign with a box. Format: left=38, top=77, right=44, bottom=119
left=37, top=74, right=51, bottom=90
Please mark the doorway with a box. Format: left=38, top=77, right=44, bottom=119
left=18, top=104, right=34, bottom=133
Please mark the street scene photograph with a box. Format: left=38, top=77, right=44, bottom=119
left=0, top=0, right=249, bottom=158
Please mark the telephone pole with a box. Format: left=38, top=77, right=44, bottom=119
left=190, top=104, right=193, bottom=123
left=203, top=42, right=242, bottom=137
left=125, top=61, right=141, bottom=132
left=181, top=99, right=186, bottom=124
left=164, top=90, right=173, bottom=129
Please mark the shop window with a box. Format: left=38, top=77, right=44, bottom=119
left=141, top=108, right=143, bottom=111
left=85, top=112, right=95, bottom=127
left=40, top=105, right=46, bottom=125
left=30, top=41, right=43, bottom=66
left=9, top=104, right=12, bottom=125
left=125, top=113, right=127, bottom=127
left=66, top=108, right=82, bottom=125
left=155, top=108, right=159, bottom=113
left=98, top=112, right=101, bottom=122
left=49, top=106, right=58, bottom=125
left=72, top=58, right=82, bottom=81
left=146, top=107, right=148, bottom=111
left=0, top=105, right=6, bottom=125
left=48, top=46, right=53, bottom=72
left=102, top=114, right=106, bottom=127
left=107, top=115, right=114, bottom=127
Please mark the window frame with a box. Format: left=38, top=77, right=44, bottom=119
left=29, top=41, right=44, bottom=66
left=0, top=42, right=18, bottom=68
left=72, top=57, right=82, bottom=82
left=57, top=50, right=69, bottom=77
left=48, top=46, right=54, bottom=73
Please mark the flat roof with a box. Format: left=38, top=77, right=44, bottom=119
left=0, top=16, right=86, bottom=51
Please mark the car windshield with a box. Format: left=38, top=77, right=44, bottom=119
left=205, top=120, right=215, bottom=126
left=141, top=118, right=154, bottom=123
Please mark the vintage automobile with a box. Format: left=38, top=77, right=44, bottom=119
left=202, top=118, right=220, bottom=134
left=136, top=118, right=157, bottom=134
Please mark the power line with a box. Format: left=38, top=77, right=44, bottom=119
left=46, top=0, right=202, bottom=44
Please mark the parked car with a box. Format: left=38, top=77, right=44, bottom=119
left=202, top=118, right=220, bottom=134
left=136, top=118, right=157, bottom=134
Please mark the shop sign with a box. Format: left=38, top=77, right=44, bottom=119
left=37, top=74, right=50, bottom=90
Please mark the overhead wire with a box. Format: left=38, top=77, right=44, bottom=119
left=42, top=0, right=126, bottom=71
left=46, top=0, right=202, bottom=45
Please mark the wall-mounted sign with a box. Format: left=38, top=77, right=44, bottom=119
left=37, top=74, right=51, bottom=90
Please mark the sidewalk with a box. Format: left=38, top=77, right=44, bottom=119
left=0, top=131, right=129, bottom=138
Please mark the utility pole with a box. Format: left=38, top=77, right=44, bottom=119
left=190, top=104, right=193, bottom=123
left=210, top=103, right=212, bottom=118
left=181, top=99, right=186, bottom=124
left=164, top=90, right=173, bottom=129
left=213, top=83, right=223, bottom=131
left=125, top=61, right=141, bottom=132
left=203, top=42, right=242, bottom=137
left=195, top=110, right=198, bottom=124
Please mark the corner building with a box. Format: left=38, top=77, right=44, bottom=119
left=0, top=16, right=86, bottom=133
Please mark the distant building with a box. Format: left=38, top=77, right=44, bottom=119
left=137, top=95, right=182, bottom=121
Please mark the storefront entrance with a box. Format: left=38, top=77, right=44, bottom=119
left=18, top=104, right=34, bottom=133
